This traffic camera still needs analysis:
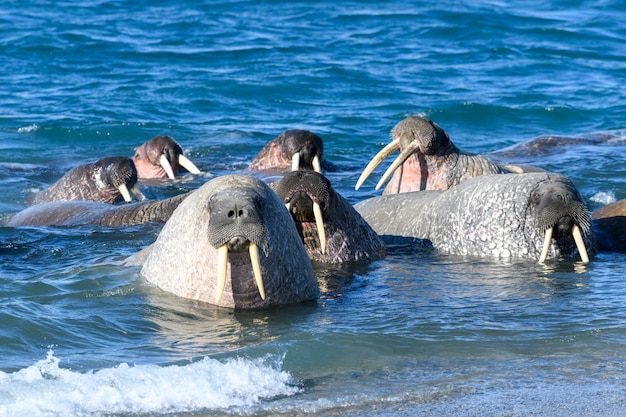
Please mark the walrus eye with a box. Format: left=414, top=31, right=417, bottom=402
left=531, top=192, right=541, bottom=205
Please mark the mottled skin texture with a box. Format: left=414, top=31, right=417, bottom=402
left=7, top=193, right=189, bottom=227
left=591, top=199, right=626, bottom=253
left=377, top=117, right=510, bottom=194
left=133, top=135, right=184, bottom=179
left=33, top=156, right=138, bottom=204
left=247, top=129, right=337, bottom=173
left=355, top=172, right=595, bottom=261
left=271, top=171, right=386, bottom=263
left=138, top=175, right=319, bottom=309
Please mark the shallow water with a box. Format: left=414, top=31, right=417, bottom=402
left=2, top=1, right=626, bottom=415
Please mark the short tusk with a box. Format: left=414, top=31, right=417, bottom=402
left=178, top=154, right=201, bottom=174
left=538, top=227, right=553, bottom=263
left=313, top=201, right=326, bottom=254
left=355, top=139, right=400, bottom=190
left=312, top=155, right=322, bottom=173
left=159, top=154, right=176, bottom=179
left=375, top=140, right=420, bottom=190
left=215, top=245, right=229, bottom=303
left=118, top=183, right=132, bottom=202
left=285, top=202, right=291, bottom=211
left=571, top=224, right=590, bottom=263
left=131, top=185, right=146, bottom=201
left=249, top=242, right=265, bottom=300
left=291, top=152, right=300, bottom=171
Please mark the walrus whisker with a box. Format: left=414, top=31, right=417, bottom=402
left=355, top=138, right=399, bottom=190
left=572, top=224, right=590, bottom=263
left=131, top=185, right=146, bottom=201
left=313, top=201, right=326, bottom=254
left=249, top=242, right=265, bottom=300
left=178, top=154, right=201, bottom=174
left=538, top=226, right=553, bottom=263
left=159, top=154, right=176, bottom=179
left=375, top=140, right=420, bottom=190
left=118, top=183, right=132, bottom=202
left=291, top=153, right=300, bottom=171
left=312, top=155, right=322, bottom=173
left=215, top=244, right=229, bottom=303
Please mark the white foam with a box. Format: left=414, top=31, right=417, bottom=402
left=17, top=124, right=39, bottom=133
left=0, top=350, right=299, bottom=417
left=590, top=191, right=616, bottom=205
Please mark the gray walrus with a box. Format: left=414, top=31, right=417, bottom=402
left=33, top=156, right=145, bottom=204
left=355, top=116, right=539, bottom=195
left=136, top=175, right=320, bottom=309
left=271, top=170, right=386, bottom=263
left=355, top=172, right=594, bottom=262
left=133, top=135, right=201, bottom=179
left=591, top=199, right=626, bottom=253
left=247, top=129, right=337, bottom=173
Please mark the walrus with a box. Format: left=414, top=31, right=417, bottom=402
left=355, top=116, right=537, bottom=195
left=247, top=129, right=337, bottom=173
left=33, top=156, right=145, bottom=205
left=355, top=172, right=594, bottom=262
left=591, top=199, right=626, bottom=253
left=271, top=170, right=386, bottom=263
left=133, top=175, right=319, bottom=308
left=133, top=135, right=201, bottom=179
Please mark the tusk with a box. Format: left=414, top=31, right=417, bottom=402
left=571, top=224, right=590, bottom=263
left=538, top=227, right=553, bottom=263
left=249, top=242, right=265, bottom=300
left=215, top=245, right=229, bottom=303
left=118, top=183, right=132, bottom=202
left=159, top=154, right=176, bottom=179
left=355, top=139, right=400, bottom=190
left=285, top=202, right=291, bottom=211
left=312, top=155, right=322, bottom=173
left=375, top=140, right=420, bottom=190
left=130, top=185, right=146, bottom=201
left=291, top=153, right=300, bottom=171
left=313, top=201, right=326, bottom=254
left=178, top=154, right=201, bottom=174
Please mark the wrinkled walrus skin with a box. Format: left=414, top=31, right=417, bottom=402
left=138, top=175, right=320, bottom=309
left=355, top=172, right=595, bottom=262
left=591, top=199, right=626, bottom=253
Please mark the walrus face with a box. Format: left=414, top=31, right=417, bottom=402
left=355, top=116, right=451, bottom=191
left=530, top=180, right=592, bottom=263
left=92, top=156, right=145, bottom=203
left=205, top=190, right=270, bottom=303
left=273, top=170, right=331, bottom=254
left=279, top=129, right=324, bottom=172
left=133, top=135, right=200, bottom=179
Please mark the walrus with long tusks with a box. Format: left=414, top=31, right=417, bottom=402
left=133, top=135, right=201, bottom=179
left=271, top=170, right=385, bottom=263
left=355, top=116, right=538, bottom=195
left=355, top=172, right=594, bottom=262
left=33, top=156, right=145, bottom=204
left=247, top=129, right=337, bottom=174
left=136, top=175, right=319, bottom=309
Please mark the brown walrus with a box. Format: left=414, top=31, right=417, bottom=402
left=591, top=199, right=626, bottom=253
left=247, top=129, right=337, bottom=173
left=356, top=116, right=525, bottom=195
left=33, top=156, right=145, bottom=205
left=133, top=135, right=201, bottom=179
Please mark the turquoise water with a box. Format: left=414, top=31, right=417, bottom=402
left=2, top=1, right=626, bottom=415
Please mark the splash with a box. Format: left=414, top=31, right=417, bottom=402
left=0, top=350, right=299, bottom=417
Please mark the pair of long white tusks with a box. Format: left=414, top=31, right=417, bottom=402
left=179, top=154, right=201, bottom=174
left=538, top=225, right=590, bottom=264
left=285, top=201, right=326, bottom=254
left=355, top=139, right=400, bottom=190
left=215, top=243, right=266, bottom=304
left=291, top=153, right=323, bottom=173
left=375, top=140, right=420, bottom=190
left=159, top=154, right=176, bottom=179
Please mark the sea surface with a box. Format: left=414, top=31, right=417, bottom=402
left=1, top=1, right=626, bottom=416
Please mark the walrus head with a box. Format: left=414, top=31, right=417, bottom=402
left=272, top=170, right=331, bottom=254
left=133, top=135, right=200, bottom=179
left=205, top=189, right=270, bottom=303
left=355, top=116, right=453, bottom=191
left=278, top=129, right=324, bottom=173
left=92, top=156, right=145, bottom=202
left=530, top=180, right=592, bottom=263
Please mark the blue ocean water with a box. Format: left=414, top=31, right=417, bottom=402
left=1, top=0, right=626, bottom=415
